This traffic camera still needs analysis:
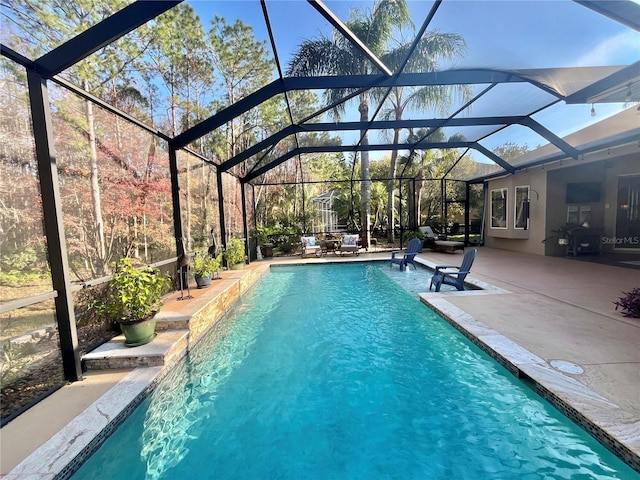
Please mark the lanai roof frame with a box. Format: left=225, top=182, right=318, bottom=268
left=2, top=0, right=638, bottom=185
left=1, top=0, right=639, bottom=391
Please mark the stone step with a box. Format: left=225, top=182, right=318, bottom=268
left=81, top=263, right=271, bottom=373
left=82, top=329, right=189, bottom=371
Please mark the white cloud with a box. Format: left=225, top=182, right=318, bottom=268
left=575, top=30, right=640, bottom=66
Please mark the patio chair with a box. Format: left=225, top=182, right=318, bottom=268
left=338, top=234, right=360, bottom=255
left=419, top=225, right=464, bottom=253
left=301, top=236, right=320, bottom=257
left=419, top=226, right=439, bottom=249
left=429, top=248, right=477, bottom=292
left=390, top=237, right=422, bottom=271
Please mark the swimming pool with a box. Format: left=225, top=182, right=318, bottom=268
left=72, top=262, right=638, bottom=479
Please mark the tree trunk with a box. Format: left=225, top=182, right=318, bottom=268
left=387, top=127, right=401, bottom=243
left=84, top=79, right=107, bottom=276
left=359, top=94, right=370, bottom=249
left=416, top=171, right=425, bottom=227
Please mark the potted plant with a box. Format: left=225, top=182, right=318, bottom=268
left=252, top=226, right=274, bottom=258
left=614, top=288, right=640, bottom=318
left=544, top=223, right=576, bottom=245
left=191, top=250, right=221, bottom=288
left=93, top=258, right=171, bottom=347
left=223, top=238, right=247, bottom=270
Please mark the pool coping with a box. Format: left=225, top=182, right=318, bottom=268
left=414, top=259, right=640, bottom=473
left=5, top=258, right=640, bottom=478
left=420, top=295, right=640, bottom=473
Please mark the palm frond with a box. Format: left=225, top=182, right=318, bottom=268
left=286, top=37, right=341, bottom=77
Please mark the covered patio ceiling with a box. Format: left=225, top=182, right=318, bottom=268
left=2, top=0, right=639, bottom=184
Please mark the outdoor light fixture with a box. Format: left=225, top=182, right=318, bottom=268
left=590, top=104, right=596, bottom=117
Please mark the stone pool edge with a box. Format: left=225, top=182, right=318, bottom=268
left=419, top=293, right=640, bottom=474
left=7, top=259, right=639, bottom=477
left=5, top=264, right=271, bottom=480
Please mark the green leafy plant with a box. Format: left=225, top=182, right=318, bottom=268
left=614, top=288, right=640, bottom=318
left=251, top=226, right=273, bottom=246
left=542, top=223, right=578, bottom=244
left=1, top=342, right=36, bottom=386
left=402, top=230, right=424, bottom=244
left=223, top=238, right=247, bottom=267
left=191, top=251, right=221, bottom=277
left=93, top=258, right=170, bottom=324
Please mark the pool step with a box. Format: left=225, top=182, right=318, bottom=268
left=81, top=263, right=271, bottom=373
left=82, top=329, right=189, bottom=371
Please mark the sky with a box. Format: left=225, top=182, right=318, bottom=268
left=189, top=1, right=639, bottom=70
left=187, top=0, right=639, bottom=163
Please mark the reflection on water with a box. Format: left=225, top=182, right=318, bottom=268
left=139, top=272, right=295, bottom=480
left=72, top=263, right=636, bottom=480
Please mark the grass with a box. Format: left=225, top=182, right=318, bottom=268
left=0, top=306, right=56, bottom=342
left=1, top=283, right=57, bottom=341
left=449, top=234, right=481, bottom=243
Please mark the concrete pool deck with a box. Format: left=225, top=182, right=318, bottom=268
left=1, top=247, right=639, bottom=477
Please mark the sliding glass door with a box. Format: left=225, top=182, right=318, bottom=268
left=615, top=174, right=640, bottom=250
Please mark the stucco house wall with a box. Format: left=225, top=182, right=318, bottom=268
left=483, top=107, right=639, bottom=257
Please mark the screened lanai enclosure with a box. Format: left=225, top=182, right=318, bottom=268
left=1, top=0, right=639, bottom=421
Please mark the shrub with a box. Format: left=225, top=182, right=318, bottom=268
left=402, top=230, right=424, bottom=244
left=614, top=288, right=640, bottom=318
left=1, top=342, right=37, bottom=386
left=223, top=238, right=246, bottom=267
left=1, top=248, right=40, bottom=270
left=251, top=226, right=275, bottom=246
left=93, top=258, right=171, bottom=323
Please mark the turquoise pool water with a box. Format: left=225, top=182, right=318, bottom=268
left=72, top=263, right=638, bottom=479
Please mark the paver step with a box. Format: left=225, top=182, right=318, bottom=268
left=81, top=263, right=270, bottom=373
left=82, top=329, right=189, bottom=371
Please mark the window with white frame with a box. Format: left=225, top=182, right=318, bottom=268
left=491, top=188, right=508, bottom=228
left=514, top=185, right=530, bottom=229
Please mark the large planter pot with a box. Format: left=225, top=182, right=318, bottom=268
left=195, top=273, right=212, bottom=288
left=230, top=263, right=244, bottom=270
left=260, top=245, right=274, bottom=258
left=119, top=317, right=157, bottom=347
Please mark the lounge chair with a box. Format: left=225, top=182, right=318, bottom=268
left=338, top=234, right=360, bottom=255
left=429, top=248, right=477, bottom=292
left=390, top=237, right=422, bottom=271
left=419, top=226, right=438, bottom=249
left=419, top=226, right=464, bottom=253
left=301, top=236, right=320, bottom=257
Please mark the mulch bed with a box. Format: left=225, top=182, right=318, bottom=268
left=1, top=323, right=117, bottom=424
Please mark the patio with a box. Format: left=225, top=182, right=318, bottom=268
left=2, top=247, right=639, bottom=476
left=1, top=0, right=639, bottom=477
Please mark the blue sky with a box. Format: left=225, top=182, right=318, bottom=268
left=190, top=0, right=638, bottom=70
left=188, top=0, right=639, bottom=162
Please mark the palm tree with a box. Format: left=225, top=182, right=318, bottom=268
left=287, top=0, right=411, bottom=248
left=405, top=129, right=475, bottom=229
left=375, top=31, right=470, bottom=242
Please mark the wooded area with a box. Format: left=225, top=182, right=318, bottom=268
left=0, top=0, right=492, bottom=420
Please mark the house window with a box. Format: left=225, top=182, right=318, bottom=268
left=567, top=205, right=591, bottom=226
left=514, top=185, right=530, bottom=229
left=579, top=206, right=591, bottom=227
left=491, top=188, right=508, bottom=228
